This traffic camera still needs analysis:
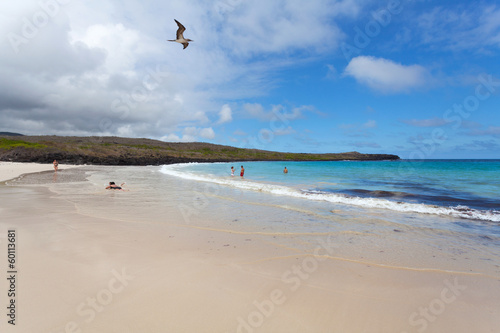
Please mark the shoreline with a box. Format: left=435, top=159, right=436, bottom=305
left=0, top=161, right=81, bottom=183
left=0, top=164, right=499, bottom=332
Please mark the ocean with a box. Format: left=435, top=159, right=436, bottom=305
left=8, top=159, right=500, bottom=276
left=160, top=160, right=500, bottom=222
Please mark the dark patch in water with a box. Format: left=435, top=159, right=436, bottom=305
left=336, top=188, right=500, bottom=211
left=480, top=235, right=493, bottom=240
left=346, top=189, right=416, bottom=198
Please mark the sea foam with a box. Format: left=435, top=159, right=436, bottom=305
left=160, top=164, right=500, bottom=222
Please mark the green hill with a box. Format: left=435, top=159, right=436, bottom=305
left=0, top=135, right=400, bottom=165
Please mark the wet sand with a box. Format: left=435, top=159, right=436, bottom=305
left=0, top=162, right=80, bottom=183
left=0, top=163, right=498, bottom=332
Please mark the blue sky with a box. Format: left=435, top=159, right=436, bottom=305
left=1, top=0, right=499, bottom=158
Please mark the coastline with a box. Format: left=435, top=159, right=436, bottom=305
left=0, top=161, right=81, bottom=183
left=0, top=164, right=498, bottom=332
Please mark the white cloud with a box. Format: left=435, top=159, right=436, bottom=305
left=243, top=103, right=309, bottom=122
left=243, top=103, right=268, bottom=121
left=274, top=126, right=296, bottom=136
left=217, top=104, right=232, bottom=124
left=344, top=56, right=429, bottom=93
left=216, top=0, right=358, bottom=56
left=199, top=127, right=215, bottom=139
left=256, top=126, right=296, bottom=141
left=416, top=5, right=500, bottom=51
left=161, top=133, right=181, bottom=142
left=0, top=0, right=365, bottom=140
left=162, top=126, right=215, bottom=142
left=76, top=23, right=146, bottom=74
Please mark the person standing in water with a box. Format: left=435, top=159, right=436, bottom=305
left=231, top=166, right=235, bottom=176
left=283, top=167, right=288, bottom=174
left=240, top=165, right=245, bottom=177
left=53, top=160, right=59, bottom=171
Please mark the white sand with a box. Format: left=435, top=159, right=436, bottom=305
left=0, top=162, right=81, bottom=182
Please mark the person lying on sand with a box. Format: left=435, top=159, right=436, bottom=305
left=105, top=182, right=127, bottom=190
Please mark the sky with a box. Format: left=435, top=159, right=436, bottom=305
left=1, top=0, right=499, bottom=158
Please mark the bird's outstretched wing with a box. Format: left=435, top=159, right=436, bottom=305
left=174, top=19, right=186, bottom=39
left=182, top=42, right=189, bottom=49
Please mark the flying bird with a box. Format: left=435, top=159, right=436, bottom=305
left=168, top=19, right=192, bottom=49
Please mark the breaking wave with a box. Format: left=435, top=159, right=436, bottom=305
left=160, top=164, right=500, bottom=222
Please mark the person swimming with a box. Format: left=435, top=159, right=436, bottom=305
left=106, top=182, right=126, bottom=190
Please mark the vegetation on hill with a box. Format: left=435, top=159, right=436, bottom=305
left=0, top=138, right=47, bottom=149
left=0, top=135, right=400, bottom=165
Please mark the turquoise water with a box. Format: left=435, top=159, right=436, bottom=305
left=161, top=160, right=500, bottom=222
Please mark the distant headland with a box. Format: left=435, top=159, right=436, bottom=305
left=0, top=135, right=400, bottom=165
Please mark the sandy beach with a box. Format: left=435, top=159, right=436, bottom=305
left=0, top=162, right=498, bottom=333
left=0, top=162, right=81, bottom=183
